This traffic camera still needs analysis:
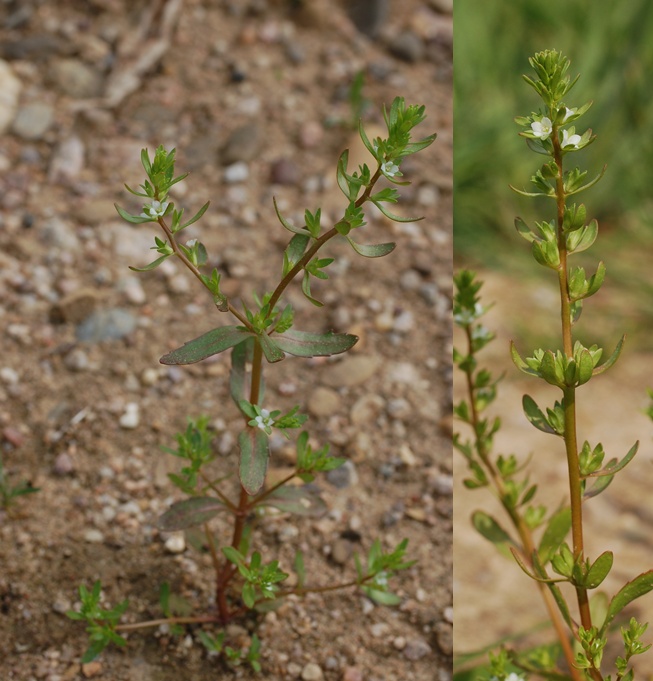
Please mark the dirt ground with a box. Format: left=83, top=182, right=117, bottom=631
left=453, top=271, right=653, bottom=679
left=0, top=1, right=453, bottom=680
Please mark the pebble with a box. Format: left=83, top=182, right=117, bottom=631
left=393, top=636, right=406, bottom=650
left=63, top=347, right=89, bottom=372
left=443, top=605, right=453, bottom=623
left=50, top=58, right=103, bottom=99
left=2, top=426, right=25, bottom=447
left=389, top=30, right=425, bottom=63
left=330, top=538, right=352, bottom=565
left=307, top=386, right=340, bottom=417
left=370, top=622, right=390, bottom=638
left=435, top=621, right=453, bottom=655
left=74, top=198, right=118, bottom=225
left=166, top=273, right=191, bottom=295
left=76, top=308, right=137, bottom=342
left=41, top=217, right=80, bottom=251
left=221, top=123, right=261, bottom=164
left=350, top=394, right=384, bottom=426
left=416, top=183, right=440, bottom=207
left=270, top=158, right=300, bottom=185
left=83, top=529, right=104, bottom=544
left=403, top=638, right=432, bottom=661
left=299, top=121, right=323, bottom=149
left=223, top=161, right=249, bottom=183
left=322, top=355, right=381, bottom=388
left=0, top=59, right=22, bottom=135
left=326, top=460, right=358, bottom=489
left=11, top=102, right=54, bottom=140
left=120, top=276, right=146, bottom=305
left=81, top=660, right=103, bottom=678
left=430, top=472, right=453, bottom=496
left=386, top=397, right=411, bottom=419
left=345, top=0, right=389, bottom=36
left=49, top=135, right=85, bottom=183
left=301, top=662, right=324, bottom=681
left=119, top=402, right=140, bottom=429
left=53, top=452, right=74, bottom=476
left=164, top=534, right=186, bottom=554
left=393, top=309, right=415, bottom=333
left=399, top=269, right=422, bottom=291
left=342, top=666, right=364, bottom=681
left=0, top=367, right=19, bottom=385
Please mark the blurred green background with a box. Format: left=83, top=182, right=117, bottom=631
left=454, top=0, right=653, bottom=349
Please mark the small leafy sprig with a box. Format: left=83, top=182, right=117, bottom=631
left=68, top=98, right=435, bottom=668
left=0, top=453, right=39, bottom=511
left=455, top=50, right=653, bottom=681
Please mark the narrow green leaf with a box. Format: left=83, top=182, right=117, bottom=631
left=371, top=200, right=423, bottom=223
left=601, top=571, right=653, bottom=635
left=283, top=233, right=310, bottom=275
left=257, top=333, right=285, bottom=363
left=160, top=326, right=252, bottom=365
left=472, top=511, right=515, bottom=556
left=114, top=203, right=152, bottom=224
left=364, top=588, right=401, bottom=606
left=584, top=473, right=614, bottom=499
left=294, top=550, right=306, bottom=588
left=179, top=201, right=210, bottom=230
left=239, top=428, right=270, bottom=495
left=592, top=335, right=625, bottom=376
left=358, top=120, right=377, bottom=157
left=522, top=395, right=557, bottom=435
left=510, top=342, right=539, bottom=377
left=274, top=329, right=358, bottom=357
left=274, top=197, right=312, bottom=236
left=158, top=497, right=225, bottom=531
left=566, top=165, right=607, bottom=197
left=585, top=441, right=639, bottom=478
left=345, top=236, right=396, bottom=258
left=336, top=150, right=350, bottom=198
left=301, top=270, right=323, bottom=307
left=129, top=254, right=171, bottom=272
left=538, top=508, right=571, bottom=565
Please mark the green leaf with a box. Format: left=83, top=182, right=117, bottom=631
left=301, top=270, right=323, bottom=307
left=114, top=203, right=153, bottom=224
left=129, top=254, right=171, bottom=272
left=601, top=571, right=653, bottom=635
left=592, top=335, right=625, bottom=376
left=585, top=551, right=613, bottom=589
left=585, top=441, right=639, bottom=478
left=472, top=511, right=515, bottom=556
left=238, top=428, right=270, bottom=495
left=364, top=588, right=401, bottom=606
left=273, top=197, right=312, bottom=236
left=336, top=149, right=351, bottom=199
left=283, top=233, right=311, bottom=276
left=584, top=473, right=614, bottom=500
left=158, top=497, right=225, bottom=531
left=294, top=550, right=306, bottom=589
left=230, top=338, right=257, bottom=406
left=256, top=332, right=285, bottom=363
left=274, top=329, right=358, bottom=357
left=259, top=485, right=327, bottom=517
left=160, top=326, right=252, bottom=365
left=538, top=508, right=571, bottom=565
left=522, top=395, right=557, bottom=435
left=179, top=201, right=210, bottom=231
left=345, top=236, right=396, bottom=258
left=371, top=200, right=423, bottom=223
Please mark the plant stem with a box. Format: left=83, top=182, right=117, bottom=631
left=462, top=326, right=580, bottom=680
left=116, top=615, right=218, bottom=632
left=553, top=122, right=602, bottom=681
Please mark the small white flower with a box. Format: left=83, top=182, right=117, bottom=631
left=563, top=107, right=576, bottom=122
left=561, top=129, right=581, bottom=149
left=140, top=200, right=169, bottom=219
left=531, top=117, right=552, bottom=140
left=186, top=239, right=198, bottom=248
left=381, top=161, right=400, bottom=177
left=254, top=409, right=275, bottom=431
left=505, top=673, right=525, bottom=681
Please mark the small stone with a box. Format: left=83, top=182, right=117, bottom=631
left=0, top=59, right=22, bottom=135
left=308, top=386, right=341, bottom=417
left=398, top=444, right=418, bottom=467
left=50, top=289, right=100, bottom=325
left=76, top=308, right=137, bottom=342
left=270, top=158, right=300, bottom=185
left=74, top=198, right=117, bottom=225
left=63, top=348, right=89, bottom=372
left=393, top=310, right=414, bottom=333
left=167, top=274, right=191, bottom=295
left=299, top=121, right=323, bottom=149
left=49, top=135, right=85, bottom=183
left=53, top=452, right=74, bottom=476
left=403, top=638, right=432, bottom=661
left=326, top=460, right=358, bottom=489
left=119, top=403, right=140, bottom=429
left=50, top=58, right=103, bottom=99
left=41, top=217, right=79, bottom=251
left=370, top=622, right=390, bottom=638
left=443, top=605, right=453, bottom=623
left=287, top=662, right=302, bottom=679
left=393, top=636, right=406, bottom=650
left=120, top=276, right=146, bottom=305
left=2, top=426, right=25, bottom=447
left=0, top=367, right=20, bottom=385
left=222, top=124, right=261, bottom=164
left=416, top=183, right=440, bottom=207
left=389, top=30, right=425, bottom=62
left=330, top=538, right=352, bottom=565
left=399, top=269, right=422, bottom=291
left=84, top=529, right=104, bottom=544
left=11, top=102, right=54, bottom=140
left=223, top=161, right=249, bottom=183
left=81, top=660, right=103, bottom=678
left=164, top=534, right=186, bottom=554
left=350, top=394, right=385, bottom=426
left=140, top=368, right=160, bottom=386
left=430, top=473, right=453, bottom=496
left=342, top=666, right=364, bottom=681
left=435, top=621, right=453, bottom=656
left=322, top=356, right=381, bottom=388
left=301, top=662, right=324, bottom=681
left=386, top=397, right=411, bottom=419
left=345, top=0, right=389, bottom=37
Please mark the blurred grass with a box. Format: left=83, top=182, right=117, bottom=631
left=454, top=0, right=653, bottom=349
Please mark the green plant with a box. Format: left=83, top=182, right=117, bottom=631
left=67, top=97, right=435, bottom=668
left=0, top=453, right=39, bottom=511
left=454, top=51, right=653, bottom=681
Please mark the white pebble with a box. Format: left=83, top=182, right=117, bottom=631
left=164, top=534, right=186, bottom=554
left=119, top=402, right=140, bottom=429
left=0, top=367, right=19, bottom=385
left=223, top=161, right=250, bottom=183
left=301, top=662, right=324, bottom=681
left=84, top=529, right=104, bottom=544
